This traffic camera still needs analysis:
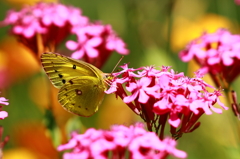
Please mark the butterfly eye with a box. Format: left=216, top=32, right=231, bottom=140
left=103, top=74, right=114, bottom=87
left=104, top=74, right=112, bottom=80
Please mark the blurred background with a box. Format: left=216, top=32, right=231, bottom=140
left=0, top=0, right=240, bottom=158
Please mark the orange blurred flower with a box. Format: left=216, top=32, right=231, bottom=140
left=6, top=122, right=59, bottom=159
left=4, top=0, right=57, bottom=7
left=0, top=37, right=40, bottom=88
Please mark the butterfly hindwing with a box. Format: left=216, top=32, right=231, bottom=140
left=41, top=52, right=101, bottom=89
left=58, top=76, right=106, bottom=117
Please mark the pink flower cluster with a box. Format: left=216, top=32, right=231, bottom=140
left=0, top=95, right=8, bottom=119
left=1, top=2, right=129, bottom=68
left=1, top=2, right=88, bottom=54
left=67, top=22, right=129, bottom=68
left=106, top=64, right=228, bottom=139
left=179, top=29, right=240, bottom=86
left=57, top=123, right=187, bottom=159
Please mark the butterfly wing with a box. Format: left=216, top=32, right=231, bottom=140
left=41, top=52, right=102, bottom=89
left=58, top=76, right=106, bottom=117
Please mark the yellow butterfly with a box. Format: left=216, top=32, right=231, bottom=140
left=41, top=52, right=111, bottom=117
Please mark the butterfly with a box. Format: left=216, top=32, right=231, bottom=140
left=41, top=52, right=112, bottom=117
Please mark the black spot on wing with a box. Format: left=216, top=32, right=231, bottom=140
left=58, top=74, right=63, bottom=78
left=62, top=79, right=66, bottom=84
left=73, top=65, right=76, bottom=69
left=69, top=80, right=73, bottom=85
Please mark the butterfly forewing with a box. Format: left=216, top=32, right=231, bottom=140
left=41, top=52, right=111, bottom=117
left=41, top=52, right=102, bottom=89
left=58, top=76, right=106, bottom=117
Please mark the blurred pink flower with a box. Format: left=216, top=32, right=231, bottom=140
left=1, top=2, right=129, bottom=69
left=235, top=0, right=240, bottom=5
left=1, top=2, right=88, bottom=54
left=179, top=29, right=240, bottom=87
left=106, top=64, right=228, bottom=139
left=0, top=95, right=8, bottom=120
left=67, top=23, right=129, bottom=68
left=58, top=123, right=187, bottom=159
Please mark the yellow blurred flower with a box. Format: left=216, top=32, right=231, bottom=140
left=4, top=148, right=38, bottom=159
left=171, top=14, right=236, bottom=52
left=97, top=94, right=137, bottom=129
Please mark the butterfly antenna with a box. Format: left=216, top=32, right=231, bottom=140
left=111, top=56, right=124, bottom=73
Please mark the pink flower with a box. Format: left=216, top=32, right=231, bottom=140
left=1, top=2, right=88, bottom=54
left=67, top=23, right=129, bottom=68
left=129, top=132, right=164, bottom=159
left=179, top=29, right=240, bottom=87
left=106, top=64, right=227, bottom=139
left=67, top=24, right=104, bottom=59
left=0, top=95, right=8, bottom=120
left=58, top=124, right=187, bottom=159
left=235, top=0, right=240, bottom=5
left=1, top=2, right=129, bottom=68
left=106, top=35, right=129, bottom=54
left=161, top=138, right=187, bottom=158
left=124, top=77, right=160, bottom=104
